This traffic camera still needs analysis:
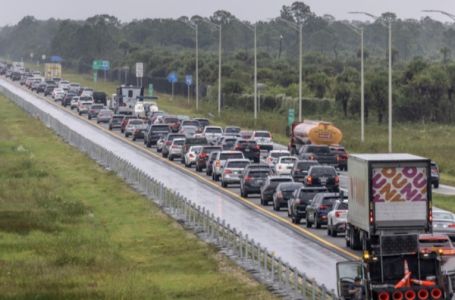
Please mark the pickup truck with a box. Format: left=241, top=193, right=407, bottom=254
left=298, top=144, right=337, bottom=166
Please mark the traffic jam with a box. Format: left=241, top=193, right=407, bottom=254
left=2, top=61, right=455, bottom=300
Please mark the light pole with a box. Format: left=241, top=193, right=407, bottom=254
left=422, top=9, right=455, bottom=21
left=345, top=17, right=365, bottom=143
left=350, top=12, right=393, bottom=152
left=180, top=20, right=200, bottom=111
left=235, top=21, right=258, bottom=121
left=201, top=19, right=223, bottom=117
left=276, top=17, right=303, bottom=122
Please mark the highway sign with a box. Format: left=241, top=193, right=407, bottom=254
left=185, top=75, right=193, bottom=86
left=288, top=108, right=295, bottom=127
left=167, top=72, right=178, bottom=83
left=136, top=62, right=144, bottom=78
left=92, top=60, right=110, bottom=71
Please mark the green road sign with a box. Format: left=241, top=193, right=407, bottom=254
left=148, top=84, right=154, bottom=97
left=92, top=60, right=110, bottom=71
left=288, top=108, right=295, bottom=126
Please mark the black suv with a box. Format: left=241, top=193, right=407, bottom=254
left=305, top=166, right=339, bottom=192
left=291, top=160, right=319, bottom=183
left=144, top=124, right=171, bottom=147
left=234, top=139, right=260, bottom=162
left=260, top=176, right=293, bottom=205
left=298, top=144, right=337, bottom=166
left=272, top=182, right=304, bottom=211
left=288, top=186, right=327, bottom=224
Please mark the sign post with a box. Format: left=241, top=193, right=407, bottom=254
left=92, top=60, right=110, bottom=82
left=288, top=108, right=295, bottom=127
left=148, top=84, right=154, bottom=97
left=135, top=62, right=144, bottom=87
left=167, top=72, right=178, bottom=101
left=185, top=75, right=193, bottom=104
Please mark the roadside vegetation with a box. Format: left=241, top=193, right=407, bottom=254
left=433, top=194, right=455, bottom=213
left=0, top=94, right=275, bottom=299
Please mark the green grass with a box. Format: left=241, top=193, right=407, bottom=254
left=0, top=94, right=275, bottom=299
left=28, top=67, right=455, bottom=185
left=433, top=194, right=455, bottom=213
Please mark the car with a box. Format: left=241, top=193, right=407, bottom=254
left=234, top=139, right=260, bottom=163
left=156, top=137, right=165, bottom=153
left=80, top=88, right=94, bottom=98
left=203, top=126, right=223, bottom=145
left=260, top=176, right=293, bottom=205
left=117, top=107, right=134, bottom=116
left=305, top=192, right=346, bottom=229
left=206, top=151, right=220, bottom=176
left=224, top=126, right=241, bottom=137
left=220, top=159, right=250, bottom=187
left=58, top=80, right=70, bottom=90
left=327, top=199, right=348, bottom=237
left=298, top=144, right=337, bottom=166
left=239, top=130, right=253, bottom=140
left=195, top=146, right=222, bottom=172
left=168, top=138, right=185, bottom=161
left=44, top=84, right=57, bottom=96
left=181, top=119, right=200, bottom=128
left=305, top=165, right=339, bottom=192
left=131, top=121, right=148, bottom=141
left=194, top=118, right=209, bottom=131
left=77, top=100, right=94, bottom=115
left=87, top=104, right=105, bottom=120
left=51, top=88, right=65, bottom=101
left=212, top=151, right=244, bottom=181
left=120, top=115, right=136, bottom=133
left=288, top=186, right=327, bottom=224
left=251, top=130, right=273, bottom=151
left=264, top=150, right=291, bottom=166
left=184, top=145, right=203, bottom=167
left=272, top=182, right=304, bottom=211
left=329, top=145, right=349, bottom=171
left=218, top=136, right=237, bottom=150
left=240, top=168, right=271, bottom=198
left=144, top=124, right=171, bottom=147
left=124, top=119, right=145, bottom=138
left=68, top=83, right=81, bottom=94
left=275, top=156, right=298, bottom=176
left=161, top=133, right=186, bottom=157
left=432, top=161, right=440, bottom=188
left=418, top=234, right=455, bottom=256
left=182, top=137, right=208, bottom=159
left=242, top=163, right=273, bottom=177
left=96, top=109, right=114, bottom=124
left=109, top=115, right=124, bottom=130
left=432, top=210, right=455, bottom=240
left=65, top=94, right=78, bottom=108
left=290, top=160, right=320, bottom=183
left=180, top=125, right=199, bottom=138
left=31, top=80, right=44, bottom=92
left=162, top=116, right=181, bottom=132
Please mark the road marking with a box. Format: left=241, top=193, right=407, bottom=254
left=12, top=82, right=360, bottom=260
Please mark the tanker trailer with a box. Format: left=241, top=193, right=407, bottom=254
left=288, top=120, right=342, bottom=154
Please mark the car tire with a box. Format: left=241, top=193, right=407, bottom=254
left=273, top=200, right=280, bottom=211
left=327, top=227, right=331, bottom=236
left=169, top=155, right=174, bottom=161
left=305, top=216, right=312, bottom=228
left=214, top=174, right=219, bottom=181
left=157, top=148, right=162, bottom=153
left=195, top=165, right=201, bottom=172
left=221, top=181, right=227, bottom=188
left=260, top=197, right=267, bottom=206
left=146, top=142, right=151, bottom=148
left=331, top=229, right=337, bottom=237
left=88, top=116, right=91, bottom=120
left=315, top=215, right=321, bottom=229
left=132, top=137, right=136, bottom=141
left=109, top=126, right=112, bottom=130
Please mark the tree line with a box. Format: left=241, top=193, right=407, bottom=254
left=1, top=2, right=455, bottom=123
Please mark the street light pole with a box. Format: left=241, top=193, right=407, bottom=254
left=218, top=24, right=222, bottom=117
left=254, top=24, right=258, bottom=121
left=195, top=24, right=199, bottom=111
left=360, top=27, right=365, bottom=143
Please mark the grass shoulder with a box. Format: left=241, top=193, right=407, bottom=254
left=0, top=94, right=275, bottom=299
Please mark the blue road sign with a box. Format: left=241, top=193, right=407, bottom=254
left=167, top=72, right=178, bottom=83
left=185, top=75, right=193, bottom=86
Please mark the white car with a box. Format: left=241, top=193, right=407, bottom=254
left=70, top=96, right=80, bottom=110
left=51, top=88, right=66, bottom=101
left=156, top=137, right=165, bottom=153
left=77, top=100, right=94, bottom=115
left=80, top=88, right=94, bottom=98
left=203, top=126, right=223, bottom=144
left=168, top=138, right=185, bottom=161
left=252, top=130, right=273, bottom=151
left=184, top=145, right=203, bottom=167
left=58, top=80, right=70, bottom=90
left=69, top=83, right=81, bottom=94
left=211, top=151, right=244, bottom=181
left=220, top=158, right=250, bottom=187
left=264, top=150, right=291, bottom=166
left=327, top=200, right=348, bottom=237
left=275, top=156, right=298, bottom=175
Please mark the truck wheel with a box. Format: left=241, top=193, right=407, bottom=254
left=273, top=201, right=280, bottom=211
left=434, top=182, right=439, bottom=188
left=331, top=228, right=337, bottom=237
left=315, top=215, right=322, bottom=229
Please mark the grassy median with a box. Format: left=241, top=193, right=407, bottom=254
left=0, top=94, right=275, bottom=299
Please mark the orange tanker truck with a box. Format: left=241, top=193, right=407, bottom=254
left=288, top=120, right=343, bottom=155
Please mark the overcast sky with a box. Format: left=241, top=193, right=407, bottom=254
left=2, top=0, right=455, bottom=26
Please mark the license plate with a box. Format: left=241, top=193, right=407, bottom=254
left=320, top=177, right=327, bottom=184
left=245, top=149, right=250, bottom=152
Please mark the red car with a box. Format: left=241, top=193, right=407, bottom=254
left=120, top=116, right=135, bottom=133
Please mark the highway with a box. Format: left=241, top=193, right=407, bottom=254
left=0, top=77, right=352, bottom=291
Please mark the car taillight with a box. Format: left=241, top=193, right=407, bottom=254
left=189, top=153, right=194, bottom=158
left=166, top=141, right=172, bottom=145
left=172, top=145, right=179, bottom=149
left=335, top=211, right=342, bottom=218
left=256, top=145, right=260, bottom=150
left=309, top=155, right=315, bottom=160
left=369, top=210, right=374, bottom=224
left=336, top=155, right=340, bottom=161
left=319, top=205, right=328, bottom=210
left=199, top=152, right=208, bottom=159
left=235, top=146, right=241, bottom=150
left=224, top=169, right=232, bottom=174
left=335, top=176, right=339, bottom=185
left=306, top=176, right=313, bottom=185
left=244, top=176, right=252, bottom=182
left=448, top=223, right=455, bottom=228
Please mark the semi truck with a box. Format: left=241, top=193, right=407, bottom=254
left=288, top=120, right=342, bottom=154
left=336, top=154, right=455, bottom=300
left=111, top=85, right=144, bottom=112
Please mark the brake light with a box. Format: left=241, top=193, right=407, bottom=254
left=235, top=146, right=241, bottom=150
left=335, top=176, right=339, bottom=185
left=172, top=145, right=179, bottom=149
left=244, top=176, right=252, bottom=182
left=336, top=155, right=340, bottom=161
left=256, top=145, right=260, bottom=150
left=309, top=155, right=315, bottom=160
left=369, top=210, right=374, bottom=224
left=166, top=141, right=172, bottom=145
left=429, top=210, right=433, bottom=222
left=306, top=176, right=313, bottom=185
left=224, top=169, right=232, bottom=174
left=448, top=224, right=455, bottom=228
left=335, top=211, right=342, bottom=218
left=199, top=152, right=208, bottom=159
left=319, top=205, right=328, bottom=210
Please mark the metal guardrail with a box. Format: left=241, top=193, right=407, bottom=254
left=1, top=85, right=339, bottom=300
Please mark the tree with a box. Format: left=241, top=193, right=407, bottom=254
left=441, top=47, right=451, bottom=64
left=307, top=72, right=329, bottom=98
left=367, top=71, right=387, bottom=124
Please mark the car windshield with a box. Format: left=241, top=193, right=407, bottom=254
left=299, top=190, right=320, bottom=201
left=224, top=139, right=237, bottom=143
left=220, top=153, right=243, bottom=160
left=271, top=152, right=289, bottom=158
left=187, top=138, right=208, bottom=145
left=151, top=125, right=170, bottom=132
left=434, top=212, right=455, bottom=221
left=173, top=140, right=185, bottom=145
left=80, top=96, right=92, bottom=101
left=280, top=183, right=303, bottom=192
left=91, top=105, right=103, bottom=109
left=129, top=120, right=143, bottom=125
left=226, top=127, right=240, bottom=133
left=338, top=202, right=348, bottom=210
left=297, top=162, right=318, bottom=170
left=322, top=197, right=338, bottom=205
left=196, top=119, right=209, bottom=126
left=227, top=161, right=249, bottom=168
left=311, top=167, right=336, bottom=177
left=190, top=147, right=202, bottom=153
left=270, top=178, right=292, bottom=183
left=255, top=131, right=271, bottom=138
left=183, top=120, right=199, bottom=127
left=206, top=127, right=222, bottom=133
left=308, top=146, right=330, bottom=154
left=280, top=157, right=296, bottom=164
left=249, top=171, right=269, bottom=178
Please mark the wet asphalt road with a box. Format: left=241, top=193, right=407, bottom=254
left=0, top=78, right=355, bottom=290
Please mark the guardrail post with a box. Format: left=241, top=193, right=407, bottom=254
left=271, top=253, right=275, bottom=282
left=312, top=278, right=316, bottom=300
